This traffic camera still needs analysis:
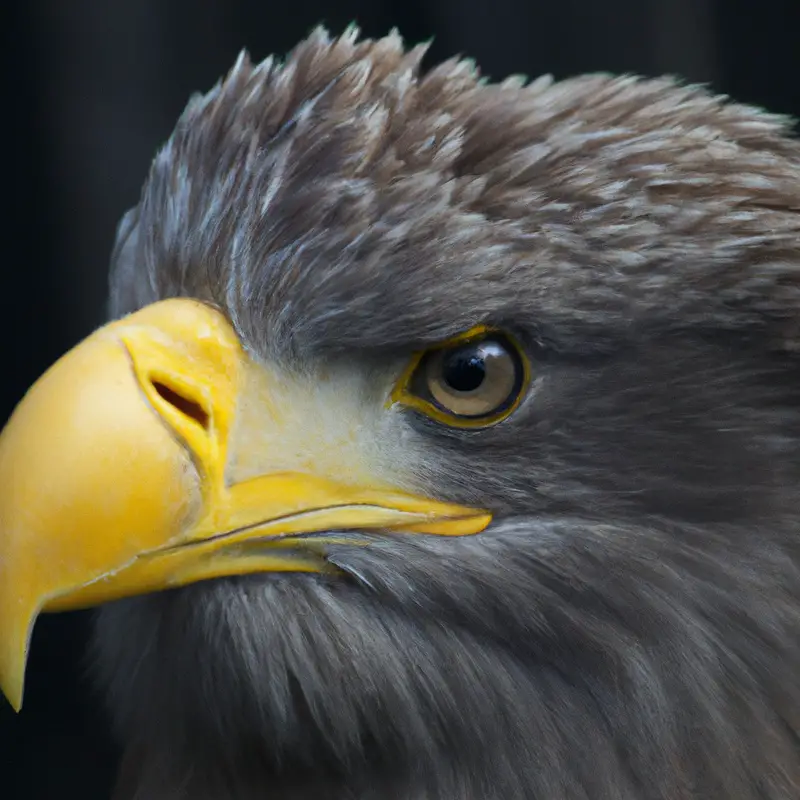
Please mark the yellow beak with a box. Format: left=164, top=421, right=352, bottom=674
left=0, top=299, right=490, bottom=711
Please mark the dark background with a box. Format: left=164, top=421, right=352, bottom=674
left=3, top=1, right=799, bottom=797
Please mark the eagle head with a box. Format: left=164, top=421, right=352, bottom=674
left=2, top=27, right=800, bottom=800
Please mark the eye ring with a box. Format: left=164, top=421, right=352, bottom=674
left=390, top=327, right=530, bottom=429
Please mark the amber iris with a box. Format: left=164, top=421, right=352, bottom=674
left=393, top=329, right=530, bottom=428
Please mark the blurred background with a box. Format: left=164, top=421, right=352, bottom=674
left=3, top=1, right=799, bottom=796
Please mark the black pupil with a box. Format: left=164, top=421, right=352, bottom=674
left=442, top=347, right=486, bottom=393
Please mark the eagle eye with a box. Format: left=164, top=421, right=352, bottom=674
left=391, top=328, right=530, bottom=428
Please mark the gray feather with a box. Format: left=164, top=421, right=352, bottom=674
left=94, top=25, right=800, bottom=800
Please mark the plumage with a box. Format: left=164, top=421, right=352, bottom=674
left=15, top=25, right=800, bottom=799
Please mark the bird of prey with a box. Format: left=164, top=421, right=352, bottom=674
left=3, top=25, right=800, bottom=800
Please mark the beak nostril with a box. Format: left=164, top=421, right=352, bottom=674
left=151, top=381, right=210, bottom=430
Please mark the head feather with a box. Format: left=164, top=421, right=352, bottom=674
left=111, top=26, right=800, bottom=359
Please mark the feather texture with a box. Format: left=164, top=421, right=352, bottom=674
left=99, top=26, right=800, bottom=800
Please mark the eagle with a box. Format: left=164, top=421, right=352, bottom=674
left=2, top=26, right=800, bottom=800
